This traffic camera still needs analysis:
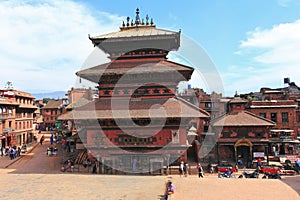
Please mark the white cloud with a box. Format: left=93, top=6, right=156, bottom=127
left=249, top=23, right=300, bottom=65
left=0, top=0, right=124, bottom=93
left=278, top=0, right=293, bottom=7
left=231, top=19, right=300, bottom=95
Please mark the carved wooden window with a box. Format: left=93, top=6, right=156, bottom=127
left=171, top=130, right=179, bottom=144
left=282, top=112, right=288, bottom=123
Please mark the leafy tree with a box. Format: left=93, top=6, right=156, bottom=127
left=43, top=98, right=51, bottom=104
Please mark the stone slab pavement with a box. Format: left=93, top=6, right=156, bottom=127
left=1, top=139, right=299, bottom=200
left=0, top=141, right=39, bottom=169
left=0, top=171, right=298, bottom=200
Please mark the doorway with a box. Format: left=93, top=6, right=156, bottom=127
left=237, top=146, right=251, bottom=167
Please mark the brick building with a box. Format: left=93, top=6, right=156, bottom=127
left=70, top=9, right=210, bottom=174
left=0, top=90, right=17, bottom=147
left=248, top=100, right=298, bottom=133
left=66, top=88, right=96, bottom=106
left=0, top=89, right=36, bottom=147
left=14, top=90, right=37, bottom=145
left=210, top=97, right=275, bottom=165
left=241, top=80, right=300, bottom=131
left=42, top=99, right=67, bottom=131
left=58, top=88, right=96, bottom=135
left=180, top=88, right=227, bottom=120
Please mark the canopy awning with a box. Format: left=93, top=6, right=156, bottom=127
left=270, top=129, right=294, bottom=133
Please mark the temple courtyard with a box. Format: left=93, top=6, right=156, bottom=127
left=0, top=141, right=299, bottom=199
left=0, top=169, right=298, bottom=200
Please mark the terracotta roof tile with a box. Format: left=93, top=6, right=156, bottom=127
left=43, top=99, right=63, bottom=109
left=90, top=26, right=178, bottom=39
left=76, top=60, right=194, bottom=83
left=58, top=97, right=209, bottom=120
left=211, top=111, right=276, bottom=127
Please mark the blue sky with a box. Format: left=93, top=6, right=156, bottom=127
left=1, top=0, right=300, bottom=96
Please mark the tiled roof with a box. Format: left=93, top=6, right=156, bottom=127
left=0, top=99, right=18, bottom=105
left=66, top=98, right=91, bottom=110
left=211, top=111, right=276, bottom=127
left=229, top=97, right=248, bottom=104
left=76, top=60, right=194, bottom=83
left=43, top=99, right=63, bottom=109
left=90, top=26, right=178, bottom=39
left=12, top=90, right=35, bottom=99
left=58, top=97, right=209, bottom=120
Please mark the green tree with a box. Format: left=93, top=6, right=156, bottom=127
left=43, top=98, right=51, bottom=104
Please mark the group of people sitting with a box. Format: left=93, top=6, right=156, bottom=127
left=47, top=146, right=58, bottom=156
left=0, top=144, right=27, bottom=159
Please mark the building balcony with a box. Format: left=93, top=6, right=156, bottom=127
left=14, top=128, right=34, bottom=133
left=2, top=127, right=15, bottom=133
left=0, top=114, right=8, bottom=120
left=15, top=113, right=34, bottom=119
left=18, top=103, right=37, bottom=109
left=269, top=136, right=294, bottom=142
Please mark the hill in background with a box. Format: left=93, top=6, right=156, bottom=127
left=32, top=91, right=66, bottom=100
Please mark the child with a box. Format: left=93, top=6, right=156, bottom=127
left=164, top=181, right=175, bottom=200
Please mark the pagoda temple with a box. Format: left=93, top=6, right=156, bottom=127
left=73, top=9, right=210, bottom=174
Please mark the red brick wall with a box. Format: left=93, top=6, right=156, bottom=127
left=248, top=101, right=297, bottom=133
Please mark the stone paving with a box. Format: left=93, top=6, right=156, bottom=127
left=0, top=140, right=299, bottom=200
left=0, top=142, right=39, bottom=169
left=0, top=171, right=299, bottom=200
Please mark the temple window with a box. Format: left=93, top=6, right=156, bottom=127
left=104, top=90, right=110, bottom=95
left=222, top=132, right=230, bottom=138
left=271, top=113, right=277, bottom=123
left=164, top=89, right=170, bottom=94
left=205, top=102, right=212, bottom=108
left=259, top=113, right=266, bottom=118
left=282, top=112, right=289, bottom=123
left=171, top=130, right=179, bottom=144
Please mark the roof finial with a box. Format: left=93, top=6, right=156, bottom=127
left=126, top=17, right=130, bottom=27
left=150, top=18, right=154, bottom=26
left=135, top=8, right=140, bottom=26
left=234, top=91, right=239, bottom=97
left=146, top=14, right=149, bottom=25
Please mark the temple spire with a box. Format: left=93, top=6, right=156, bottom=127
left=126, top=17, right=130, bottom=27
left=146, top=14, right=149, bottom=25
left=120, top=8, right=155, bottom=29
left=135, top=8, right=140, bottom=26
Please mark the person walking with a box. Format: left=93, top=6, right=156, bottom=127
left=9, top=147, right=14, bottom=160
left=17, top=147, right=21, bottom=157
left=50, top=134, right=54, bottom=145
left=184, top=163, right=188, bottom=177
left=196, top=163, right=204, bottom=178
left=40, top=135, right=45, bottom=145
left=179, top=161, right=184, bottom=177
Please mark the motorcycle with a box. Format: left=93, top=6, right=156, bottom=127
left=243, top=171, right=259, bottom=178
left=262, top=172, right=281, bottom=179
left=218, top=171, right=236, bottom=178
